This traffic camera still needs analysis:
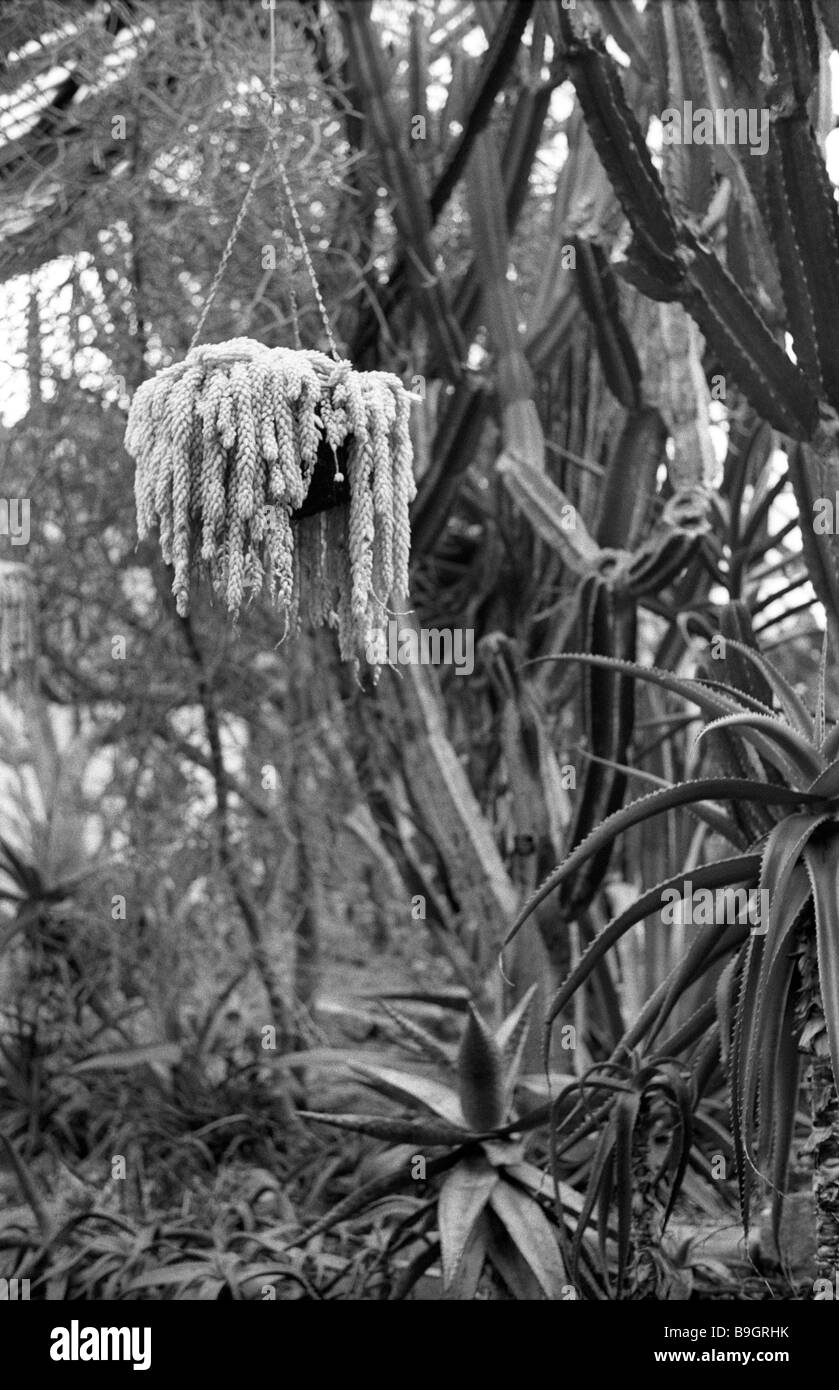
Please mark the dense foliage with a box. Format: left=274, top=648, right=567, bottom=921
left=2, top=0, right=839, bottom=1300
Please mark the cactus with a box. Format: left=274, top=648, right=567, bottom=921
left=555, top=4, right=834, bottom=442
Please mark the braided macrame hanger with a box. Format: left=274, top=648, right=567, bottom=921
left=189, top=0, right=341, bottom=362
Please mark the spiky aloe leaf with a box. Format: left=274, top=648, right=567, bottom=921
left=753, top=947, right=799, bottom=1171
left=719, top=638, right=814, bottom=737
left=716, top=955, right=739, bottom=1070
left=298, top=1111, right=472, bottom=1146
left=700, top=600, right=770, bottom=699
left=458, top=1006, right=506, bottom=1132
left=377, top=1000, right=454, bottom=1069
left=437, top=1156, right=498, bottom=1288
left=739, top=864, right=812, bottom=1181
left=488, top=1178, right=567, bottom=1298
left=369, top=988, right=469, bottom=1010
left=390, top=1241, right=441, bottom=1302
left=614, top=1087, right=642, bottom=1297
left=504, top=1161, right=589, bottom=1219
left=654, top=1064, right=696, bottom=1230
left=816, top=629, right=829, bottom=750
left=564, top=1098, right=619, bottom=1286
left=577, top=747, right=746, bottom=845
left=650, top=915, right=750, bottom=1050
left=526, top=650, right=777, bottom=719
left=484, top=1217, right=543, bottom=1299
left=505, top=777, right=822, bottom=949
left=445, top=1217, right=490, bottom=1301
left=597, top=1147, right=616, bottom=1289
left=762, top=813, right=829, bottom=943
left=349, top=1063, right=464, bottom=1126
left=748, top=950, right=803, bottom=1248
left=540, top=646, right=802, bottom=815
left=495, top=983, right=537, bottom=1097
left=727, top=818, right=814, bottom=1232
left=765, top=990, right=802, bottom=1254
left=296, top=1150, right=460, bottom=1244
left=656, top=998, right=719, bottom=1060
left=542, top=854, right=762, bottom=1059
left=816, top=750, right=839, bottom=795
left=727, top=932, right=764, bottom=1232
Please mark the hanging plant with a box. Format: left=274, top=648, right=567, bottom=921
left=125, top=338, right=415, bottom=669
left=0, top=560, right=35, bottom=688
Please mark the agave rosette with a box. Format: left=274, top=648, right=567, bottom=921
left=299, top=989, right=580, bottom=1298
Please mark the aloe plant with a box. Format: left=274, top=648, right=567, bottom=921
left=299, top=989, right=580, bottom=1299
left=549, top=1050, right=698, bottom=1299
left=507, top=634, right=839, bottom=1282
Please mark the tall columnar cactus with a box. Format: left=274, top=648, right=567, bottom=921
left=125, top=340, right=415, bottom=668
left=555, top=3, right=826, bottom=442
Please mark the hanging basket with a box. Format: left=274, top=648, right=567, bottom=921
left=125, top=340, right=416, bottom=667
left=0, top=560, right=35, bottom=689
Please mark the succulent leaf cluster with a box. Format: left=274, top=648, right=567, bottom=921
left=125, top=339, right=415, bottom=667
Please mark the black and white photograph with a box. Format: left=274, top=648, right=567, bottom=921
left=0, top=0, right=837, bottom=1357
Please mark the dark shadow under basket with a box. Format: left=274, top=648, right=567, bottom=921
left=291, top=436, right=351, bottom=521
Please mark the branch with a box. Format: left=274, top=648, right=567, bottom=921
left=177, top=610, right=292, bottom=1041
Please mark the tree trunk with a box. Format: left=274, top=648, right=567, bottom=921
left=627, top=1099, right=671, bottom=1300
left=807, top=1051, right=839, bottom=1280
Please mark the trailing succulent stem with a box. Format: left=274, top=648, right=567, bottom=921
left=126, top=339, right=415, bottom=669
